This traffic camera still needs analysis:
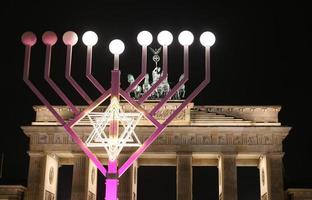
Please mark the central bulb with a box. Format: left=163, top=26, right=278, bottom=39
left=109, top=39, right=125, bottom=55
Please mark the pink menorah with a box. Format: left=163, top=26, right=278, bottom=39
left=21, top=30, right=215, bottom=200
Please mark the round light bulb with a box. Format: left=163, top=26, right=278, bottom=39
left=63, top=31, right=78, bottom=46
left=21, top=32, right=37, bottom=46
left=200, top=31, right=216, bottom=47
left=82, top=31, right=98, bottom=46
left=137, top=31, right=153, bottom=46
left=109, top=39, right=125, bottom=55
left=178, top=30, right=194, bottom=46
left=157, top=30, right=173, bottom=46
left=42, top=31, right=57, bottom=46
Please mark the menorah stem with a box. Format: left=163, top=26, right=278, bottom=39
left=65, top=45, right=93, bottom=104
left=206, top=46, right=211, bottom=83
left=138, top=46, right=168, bottom=104
left=86, top=46, right=106, bottom=93
left=43, top=45, right=79, bottom=115
left=125, top=46, right=147, bottom=93
left=104, top=69, right=121, bottom=200
left=110, top=69, right=121, bottom=134
left=150, top=46, right=189, bottom=115
left=113, top=54, right=119, bottom=70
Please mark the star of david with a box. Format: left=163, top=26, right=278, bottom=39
left=85, top=99, right=142, bottom=161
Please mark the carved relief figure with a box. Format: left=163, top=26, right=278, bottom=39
left=127, top=74, right=142, bottom=99
left=174, top=74, right=185, bottom=99
left=142, top=74, right=151, bottom=93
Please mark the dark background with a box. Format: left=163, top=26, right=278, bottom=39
left=0, top=1, right=311, bottom=199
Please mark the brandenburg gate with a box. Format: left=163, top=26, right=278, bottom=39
left=21, top=103, right=290, bottom=200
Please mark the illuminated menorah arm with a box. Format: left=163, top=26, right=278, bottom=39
left=118, top=31, right=215, bottom=176
left=21, top=31, right=109, bottom=176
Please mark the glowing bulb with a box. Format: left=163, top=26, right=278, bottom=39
left=200, top=31, right=216, bottom=47
left=137, top=31, right=153, bottom=46
left=157, top=30, right=173, bottom=46
left=21, top=32, right=37, bottom=46
left=178, top=30, right=194, bottom=46
left=42, top=31, right=57, bottom=46
left=109, top=39, right=125, bottom=55
left=63, top=31, right=78, bottom=46
left=82, top=31, right=98, bottom=46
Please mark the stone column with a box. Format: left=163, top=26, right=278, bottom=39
left=118, top=155, right=138, bottom=200
left=71, top=156, right=97, bottom=200
left=24, top=153, right=44, bottom=200
left=218, top=154, right=237, bottom=200
left=176, top=152, right=192, bottom=200
left=24, top=153, right=59, bottom=200
left=259, top=153, right=284, bottom=200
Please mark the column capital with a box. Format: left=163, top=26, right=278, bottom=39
left=218, top=152, right=237, bottom=160
left=259, top=152, right=284, bottom=161
left=27, top=151, right=45, bottom=157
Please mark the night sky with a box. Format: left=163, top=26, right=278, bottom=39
left=1, top=1, right=311, bottom=199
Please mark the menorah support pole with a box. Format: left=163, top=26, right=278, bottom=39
left=105, top=160, right=118, bottom=200
left=105, top=69, right=121, bottom=200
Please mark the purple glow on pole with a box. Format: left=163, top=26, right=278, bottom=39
left=65, top=44, right=93, bottom=104
left=150, top=45, right=189, bottom=116
left=86, top=46, right=106, bottom=93
left=125, top=46, right=147, bottom=93
left=105, top=160, right=118, bottom=200
left=137, top=46, right=168, bottom=104
left=105, top=69, right=121, bottom=200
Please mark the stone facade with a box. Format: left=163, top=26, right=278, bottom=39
left=286, top=189, right=312, bottom=200
left=6, top=103, right=311, bottom=199
left=0, top=185, right=26, bottom=200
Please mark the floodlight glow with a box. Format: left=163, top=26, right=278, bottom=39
left=200, top=31, right=216, bottom=47
left=82, top=31, right=98, bottom=46
left=137, top=31, right=153, bottom=46
left=62, top=31, right=78, bottom=46
left=157, top=30, right=173, bottom=46
left=178, top=30, right=194, bottom=46
left=109, top=39, right=125, bottom=55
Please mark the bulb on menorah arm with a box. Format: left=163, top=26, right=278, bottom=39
left=42, top=31, right=57, bottom=46
left=21, top=32, right=37, bottom=46
left=109, top=39, right=125, bottom=70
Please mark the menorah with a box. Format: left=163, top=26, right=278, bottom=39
left=21, top=29, right=215, bottom=200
